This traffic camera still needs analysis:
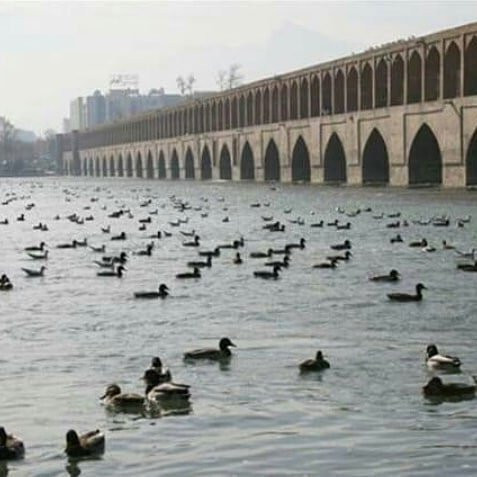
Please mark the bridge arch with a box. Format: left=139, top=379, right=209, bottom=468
left=324, top=133, right=347, bottom=183
left=88, top=157, right=94, bottom=176
left=375, top=58, right=388, bottom=108
left=126, top=153, right=133, bottom=177
left=158, top=151, right=166, bottom=178
left=109, top=156, right=115, bottom=176
left=290, top=82, right=298, bottom=120
left=408, top=124, right=442, bottom=185
left=300, top=78, right=308, bottom=118
left=361, top=63, right=373, bottom=110
left=311, top=75, right=320, bottom=116
left=464, top=36, right=477, bottom=96
left=170, top=150, right=180, bottom=179
left=263, top=87, right=270, bottom=123
left=246, top=92, right=253, bottom=126
left=322, top=73, right=331, bottom=114
left=271, top=86, right=279, bottom=123
left=102, top=156, right=107, bottom=176
left=280, top=84, right=288, bottom=121
left=117, top=154, right=124, bottom=177
left=254, top=90, right=261, bottom=125
left=291, top=136, right=311, bottom=182
left=264, top=139, right=280, bottom=181
left=391, top=54, right=404, bottom=105
left=444, top=41, right=461, bottom=99
left=185, top=148, right=195, bottom=179
left=82, top=157, right=88, bottom=176
left=466, top=128, right=477, bottom=185
left=362, top=129, right=389, bottom=184
left=425, top=46, right=440, bottom=101
left=347, top=67, right=358, bottom=112
left=146, top=151, right=154, bottom=178
left=219, top=145, right=232, bottom=180
left=407, top=50, right=422, bottom=104
left=95, top=157, right=100, bottom=177
left=201, top=145, right=212, bottom=180
left=240, top=142, right=255, bottom=180
left=135, top=152, right=143, bottom=178
left=334, top=69, right=345, bottom=114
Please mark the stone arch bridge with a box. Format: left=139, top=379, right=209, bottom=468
left=58, top=22, right=477, bottom=187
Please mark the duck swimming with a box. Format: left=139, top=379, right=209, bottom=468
left=327, top=251, right=352, bottom=262
left=97, top=265, right=126, bottom=277
left=183, top=235, right=200, bottom=247
left=27, top=250, right=48, bottom=260
left=286, top=238, right=306, bottom=250
left=0, top=426, right=24, bottom=460
left=24, top=241, right=46, bottom=252
left=176, top=267, right=201, bottom=279
left=143, top=369, right=190, bottom=401
left=457, top=261, right=477, bottom=272
left=0, top=274, right=13, bottom=291
left=65, top=429, right=105, bottom=458
left=56, top=240, right=77, bottom=249
left=387, top=283, right=426, bottom=302
left=369, top=269, right=400, bottom=282
left=250, top=248, right=273, bottom=258
left=187, top=256, right=212, bottom=268
left=21, top=266, right=46, bottom=277
left=265, top=255, right=290, bottom=268
left=409, top=238, right=427, bottom=248
left=426, top=344, right=461, bottom=371
left=299, top=350, right=330, bottom=373
left=330, top=239, right=351, bottom=250
left=134, top=283, right=169, bottom=299
left=422, top=376, right=475, bottom=399
left=199, top=247, right=220, bottom=258
left=233, top=252, right=243, bottom=264
left=312, top=258, right=338, bottom=269
left=111, top=231, right=126, bottom=241
left=100, top=384, right=145, bottom=409
left=253, top=264, right=281, bottom=279
left=390, top=234, right=403, bottom=243
left=148, top=357, right=172, bottom=383
left=184, top=337, right=236, bottom=361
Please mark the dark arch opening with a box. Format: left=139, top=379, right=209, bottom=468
left=408, top=124, right=442, bottom=185
left=271, top=86, right=279, bottom=123
left=255, top=90, right=262, bottom=125
left=201, top=146, right=212, bottom=180
left=240, top=142, right=255, bottom=180
left=263, top=88, right=270, bottom=124
left=300, top=78, right=309, bottom=118
left=102, top=157, right=107, bottom=177
left=264, top=139, right=280, bottom=181
left=247, top=92, right=253, bottom=126
left=88, top=158, right=94, bottom=176
left=158, top=152, right=166, bottom=179
left=136, top=153, right=143, bottom=178
left=290, top=82, right=298, bottom=120
left=117, top=155, right=124, bottom=177
left=126, top=154, right=133, bottom=177
left=109, top=156, right=115, bottom=177
left=185, top=148, right=195, bottom=179
left=334, top=70, right=345, bottom=114
left=444, top=41, right=461, bottom=99
left=465, top=128, right=477, bottom=185
left=239, top=95, right=245, bottom=128
left=322, top=73, right=332, bottom=114
left=464, top=36, right=477, bottom=96
left=170, top=150, right=179, bottom=179
left=362, top=129, right=389, bottom=184
left=425, top=46, right=440, bottom=101
left=407, top=51, right=422, bottom=104
left=219, top=145, right=232, bottom=180
left=291, top=136, right=311, bottom=182
left=347, top=67, right=358, bottom=112
left=83, top=158, right=87, bottom=176
left=375, top=59, right=388, bottom=108
left=391, top=55, right=404, bottom=105
left=231, top=97, right=238, bottom=129
left=146, top=152, right=154, bottom=178
left=95, top=158, right=100, bottom=177
left=280, top=84, right=288, bottom=121
left=310, top=76, right=320, bottom=117
left=324, top=133, right=347, bottom=184
left=361, top=63, right=373, bottom=110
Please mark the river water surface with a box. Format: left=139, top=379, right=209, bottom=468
left=1, top=177, right=477, bottom=476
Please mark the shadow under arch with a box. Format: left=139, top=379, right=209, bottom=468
left=466, top=127, right=477, bottom=186
left=291, top=136, right=310, bottom=182
left=170, top=150, right=180, bottom=179
left=324, top=133, right=347, bottom=184
left=219, top=145, right=231, bottom=180
left=201, top=146, right=212, bottom=180
left=264, top=139, right=280, bottom=181
left=240, top=142, right=255, bottom=180
left=362, top=129, right=389, bottom=185
left=408, top=124, right=442, bottom=186
left=158, top=151, right=166, bottom=179
left=185, top=148, right=195, bottom=179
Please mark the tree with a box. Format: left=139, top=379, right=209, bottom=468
left=216, top=69, right=227, bottom=91
left=186, top=74, right=196, bottom=96
left=227, top=63, right=243, bottom=90
left=176, top=76, right=187, bottom=95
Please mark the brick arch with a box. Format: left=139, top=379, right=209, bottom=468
left=407, top=50, right=422, bottom=104
left=158, top=151, right=166, bottom=179
left=322, top=72, right=332, bottom=114
left=375, top=58, right=388, bottom=108
left=324, top=132, right=347, bottom=184
left=170, top=149, right=179, bottom=179
left=201, top=145, right=212, bottom=180
left=291, top=136, right=310, bottom=182
left=102, top=156, right=107, bottom=177
left=464, top=36, right=477, bottom=96
left=425, top=46, right=440, bottom=101
left=135, top=152, right=143, bottom=178
left=82, top=157, right=88, bottom=176
left=361, top=62, right=373, bottom=110
left=146, top=150, right=154, bottom=179
left=444, top=41, right=461, bottom=99
left=391, top=54, right=404, bottom=105
left=219, top=144, right=232, bottom=180
left=264, top=139, right=280, bottom=182
left=126, top=153, right=133, bottom=177
left=117, top=154, right=124, bottom=177
left=185, top=147, right=195, bottom=179
left=347, top=67, right=358, bottom=112
left=290, top=81, right=298, bottom=120
left=95, top=156, right=100, bottom=177
left=240, top=141, right=255, bottom=180
left=362, top=128, right=389, bottom=184
left=334, top=69, right=345, bottom=114
left=109, top=155, right=115, bottom=177
left=466, top=127, right=477, bottom=185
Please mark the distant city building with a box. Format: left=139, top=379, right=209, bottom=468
left=62, top=118, right=71, bottom=134
left=69, top=97, right=85, bottom=130
left=86, top=90, right=106, bottom=128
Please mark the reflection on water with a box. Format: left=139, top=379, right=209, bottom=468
left=1, top=177, right=477, bottom=475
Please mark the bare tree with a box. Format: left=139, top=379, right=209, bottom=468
left=176, top=76, right=187, bottom=95
left=186, top=74, right=196, bottom=97
left=216, top=69, right=227, bottom=91
left=227, top=63, right=243, bottom=90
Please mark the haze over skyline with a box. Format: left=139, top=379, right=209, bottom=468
left=0, top=1, right=475, bottom=135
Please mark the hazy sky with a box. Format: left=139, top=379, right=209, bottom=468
left=0, top=1, right=475, bottom=135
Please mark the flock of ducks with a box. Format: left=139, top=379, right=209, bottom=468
left=0, top=183, right=476, bottom=465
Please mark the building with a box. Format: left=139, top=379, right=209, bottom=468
left=86, top=90, right=106, bottom=128
left=69, top=97, right=85, bottom=130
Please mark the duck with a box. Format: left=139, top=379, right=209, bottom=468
left=426, top=344, right=461, bottom=371
left=409, top=238, right=427, bottom=248
left=326, top=251, right=352, bottom=262
left=101, top=226, right=111, bottom=234
left=97, top=265, right=126, bottom=277
left=21, top=266, right=46, bottom=277
left=135, top=243, right=154, bottom=256
left=183, top=235, right=200, bottom=247
left=134, top=283, right=169, bottom=299
left=387, top=283, right=426, bottom=302
left=0, top=426, right=25, bottom=460
left=180, top=229, right=196, bottom=237
left=330, top=240, right=351, bottom=250
left=390, top=234, right=403, bottom=243
left=369, top=269, right=400, bottom=282
left=184, top=337, right=236, bottom=361
left=176, top=267, right=201, bottom=279
left=65, top=429, right=105, bottom=458
left=24, top=241, right=46, bottom=252
left=198, top=247, right=220, bottom=258
left=148, top=231, right=162, bottom=239
left=264, top=255, right=290, bottom=268
left=442, top=240, right=455, bottom=250
left=337, top=222, right=351, bottom=230
left=27, top=250, right=48, bottom=260
left=312, top=258, right=338, bottom=269
left=233, top=252, right=243, bottom=264
left=299, top=350, right=330, bottom=373
left=187, top=256, right=212, bottom=268
left=286, top=238, right=306, bottom=250
left=111, top=231, right=126, bottom=241
left=455, top=248, right=476, bottom=259
left=423, top=244, right=436, bottom=252
left=457, top=261, right=477, bottom=272
left=143, top=369, right=190, bottom=401
left=0, top=274, right=13, bottom=291
left=56, top=240, right=78, bottom=249
left=253, top=264, right=281, bottom=279
left=148, top=357, right=172, bottom=383
left=310, top=221, right=324, bottom=228
left=100, top=384, right=145, bottom=409
left=422, top=376, right=475, bottom=399
left=250, top=249, right=273, bottom=258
